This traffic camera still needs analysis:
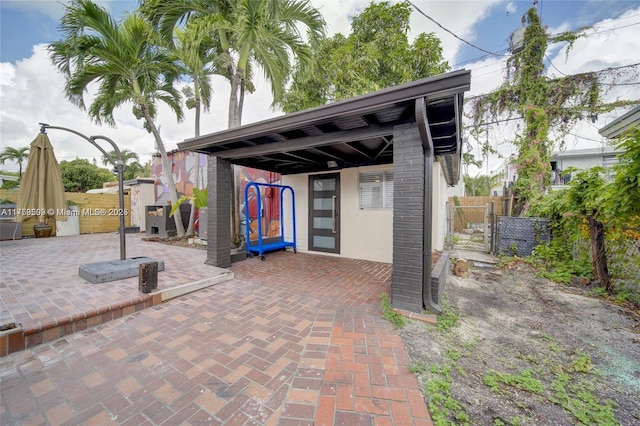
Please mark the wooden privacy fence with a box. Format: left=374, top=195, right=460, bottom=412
left=0, top=190, right=131, bottom=237
left=448, top=196, right=503, bottom=232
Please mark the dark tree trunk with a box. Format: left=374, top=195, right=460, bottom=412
left=587, top=215, right=611, bottom=292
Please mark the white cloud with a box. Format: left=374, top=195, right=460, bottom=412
left=0, top=44, right=279, bottom=174
left=407, top=0, right=504, bottom=62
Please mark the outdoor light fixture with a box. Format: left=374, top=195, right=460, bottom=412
left=39, top=123, right=127, bottom=260
left=37, top=122, right=164, bottom=284
left=327, top=160, right=338, bottom=168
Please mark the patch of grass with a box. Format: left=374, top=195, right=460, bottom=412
left=588, top=286, right=608, bottom=297
left=461, top=338, right=478, bottom=352
left=550, top=372, right=618, bottom=425
left=407, top=359, right=429, bottom=375
left=485, top=369, right=544, bottom=394
left=437, top=302, right=459, bottom=333
left=426, top=376, right=470, bottom=426
left=569, top=353, right=594, bottom=373
left=447, top=348, right=461, bottom=361
left=411, top=351, right=471, bottom=425
left=379, top=293, right=405, bottom=329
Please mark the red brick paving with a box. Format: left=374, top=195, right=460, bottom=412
left=1, top=245, right=432, bottom=425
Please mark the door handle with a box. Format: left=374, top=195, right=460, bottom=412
left=331, top=195, right=336, bottom=233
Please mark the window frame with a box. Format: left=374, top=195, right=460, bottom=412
left=358, top=169, right=393, bottom=209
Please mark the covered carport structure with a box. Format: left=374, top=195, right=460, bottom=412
left=178, top=69, right=471, bottom=314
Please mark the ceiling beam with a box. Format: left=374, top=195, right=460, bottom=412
left=373, top=136, right=393, bottom=160
left=212, top=124, right=395, bottom=160
left=309, top=147, right=347, bottom=161
left=281, top=151, right=323, bottom=164
left=343, top=141, right=375, bottom=160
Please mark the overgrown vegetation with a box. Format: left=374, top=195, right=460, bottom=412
left=528, top=127, right=640, bottom=305
left=470, top=6, right=637, bottom=213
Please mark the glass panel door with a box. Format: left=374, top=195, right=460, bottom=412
left=309, top=173, right=340, bottom=253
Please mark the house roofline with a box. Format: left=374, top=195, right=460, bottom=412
left=178, top=69, right=471, bottom=152
left=599, top=106, right=640, bottom=139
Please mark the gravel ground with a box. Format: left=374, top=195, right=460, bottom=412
left=400, top=260, right=640, bottom=426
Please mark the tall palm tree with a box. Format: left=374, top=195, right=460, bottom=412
left=0, top=146, right=29, bottom=180
left=141, top=0, right=325, bottom=128
left=101, top=149, right=148, bottom=180
left=101, top=149, right=140, bottom=168
left=49, top=0, right=187, bottom=237
left=172, top=25, right=218, bottom=235
left=142, top=0, right=325, bottom=238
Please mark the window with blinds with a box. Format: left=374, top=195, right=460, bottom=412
left=359, top=170, right=393, bottom=209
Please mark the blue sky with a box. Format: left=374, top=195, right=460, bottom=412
left=1, top=0, right=639, bottom=175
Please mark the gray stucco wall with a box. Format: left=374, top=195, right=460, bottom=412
left=392, top=124, right=425, bottom=313
left=206, top=156, right=232, bottom=268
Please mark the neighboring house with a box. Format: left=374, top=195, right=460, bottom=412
left=550, top=146, right=623, bottom=187
left=480, top=106, right=640, bottom=196
left=178, top=70, right=472, bottom=314
left=0, top=174, right=19, bottom=187
left=487, top=156, right=517, bottom=196
left=599, top=106, right=640, bottom=140
left=488, top=145, right=625, bottom=194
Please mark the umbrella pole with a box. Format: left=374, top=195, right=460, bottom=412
left=93, top=136, right=126, bottom=261
left=39, top=124, right=127, bottom=260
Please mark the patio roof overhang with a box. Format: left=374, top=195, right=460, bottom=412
left=178, top=69, right=471, bottom=185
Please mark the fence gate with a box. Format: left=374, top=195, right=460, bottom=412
left=446, top=203, right=489, bottom=251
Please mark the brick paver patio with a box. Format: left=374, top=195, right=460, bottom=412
left=1, top=236, right=433, bottom=425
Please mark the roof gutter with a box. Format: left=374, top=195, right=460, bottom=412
left=416, top=97, right=442, bottom=314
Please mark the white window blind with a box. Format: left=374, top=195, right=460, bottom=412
left=359, top=171, right=393, bottom=208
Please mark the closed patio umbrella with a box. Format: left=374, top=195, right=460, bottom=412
left=16, top=132, right=67, bottom=234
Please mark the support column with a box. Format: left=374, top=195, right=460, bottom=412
left=205, top=156, right=231, bottom=267
left=392, top=123, right=425, bottom=313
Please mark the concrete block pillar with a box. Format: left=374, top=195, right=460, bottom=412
left=205, top=156, right=231, bottom=268
left=392, top=123, right=425, bottom=313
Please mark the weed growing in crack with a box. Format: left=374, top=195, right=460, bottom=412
left=379, top=293, right=406, bottom=328
left=407, top=359, right=429, bottom=375
left=437, top=299, right=459, bottom=332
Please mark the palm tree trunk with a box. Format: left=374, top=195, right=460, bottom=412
left=238, top=79, right=246, bottom=125
left=142, top=107, right=186, bottom=238
left=228, top=67, right=245, bottom=240
left=185, top=93, right=201, bottom=237
left=228, top=71, right=241, bottom=128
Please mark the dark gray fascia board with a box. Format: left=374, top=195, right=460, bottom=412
left=178, top=69, right=471, bottom=152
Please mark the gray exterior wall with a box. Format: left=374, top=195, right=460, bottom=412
left=392, top=124, right=425, bottom=313
left=206, top=156, right=232, bottom=268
